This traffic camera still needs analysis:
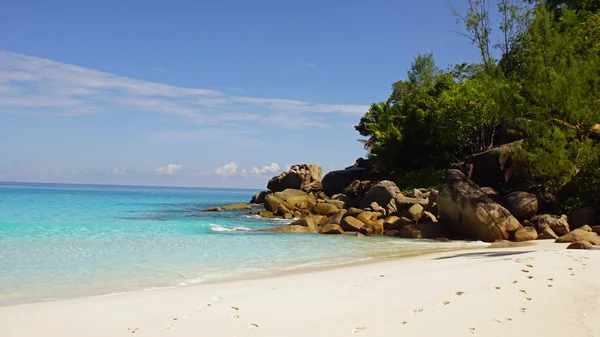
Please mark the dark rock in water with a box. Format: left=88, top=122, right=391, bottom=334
left=437, top=169, right=522, bottom=242
left=250, top=191, right=268, bottom=204
left=342, top=180, right=372, bottom=198
left=454, top=141, right=522, bottom=191
left=220, top=203, right=252, bottom=211
left=569, top=207, right=599, bottom=230
left=322, top=167, right=369, bottom=197
left=263, top=225, right=316, bottom=234
left=290, top=215, right=325, bottom=232
left=320, top=224, right=344, bottom=234
left=514, top=227, right=538, bottom=242
left=567, top=241, right=593, bottom=250
left=384, top=230, right=400, bottom=237
left=503, top=192, right=538, bottom=219
left=267, top=164, right=322, bottom=192
left=258, top=210, right=282, bottom=219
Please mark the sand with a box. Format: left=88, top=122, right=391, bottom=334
left=1, top=241, right=599, bottom=337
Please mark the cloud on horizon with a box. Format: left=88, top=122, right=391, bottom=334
left=0, top=50, right=368, bottom=129
left=154, top=164, right=182, bottom=176
left=215, top=162, right=248, bottom=177
left=251, top=163, right=281, bottom=177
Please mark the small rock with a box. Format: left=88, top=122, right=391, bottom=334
left=567, top=241, right=593, bottom=250
left=514, top=226, right=538, bottom=242
left=320, top=223, right=344, bottom=235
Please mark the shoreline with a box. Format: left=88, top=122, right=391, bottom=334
left=1, top=238, right=490, bottom=307
left=3, top=241, right=598, bottom=337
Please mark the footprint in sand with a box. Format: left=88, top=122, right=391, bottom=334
left=526, top=297, right=532, bottom=301
left=521, top=269, right=530, bottom=273
left=127, top=328, right=140, bottom=334
left=467, top=327, right=476, bottom=334
left=568, top=268, right=573, bottom=271
left=520, top=308, right=526, bottom=313
left=547, top=278, right=554, bottom=281
left=526, top=264, right=533, bottom=268
left=438, top=301, right=450, bottom=306
left=571, top=273, right=576, bottom=276
left=527, top=276, right=534, bottom=279
left=249, top=323, right=259, bottom=329
left=411, top=308, right=424, bottom=315
left=351, top=326, right=367, bottom=333
left=519, top=289, right=527, bottom=294
left=547, top=284, right=553, bottom=288
left=512, top=280, right=518, bottom=284
left=455, top=291, right=465, bottom=296
left=232, top=314, right=240, bottom=319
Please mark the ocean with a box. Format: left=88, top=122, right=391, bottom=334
left=0, top=182, right=485, bottom=305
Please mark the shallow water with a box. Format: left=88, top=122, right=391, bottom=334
left=0, top=182, right=486, bottom=305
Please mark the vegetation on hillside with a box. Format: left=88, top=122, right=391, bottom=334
left=356, top=0, right=600, bottom=210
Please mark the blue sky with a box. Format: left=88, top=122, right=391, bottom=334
left=0, top=0, right=488, bottom=188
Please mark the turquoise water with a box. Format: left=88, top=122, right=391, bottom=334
left=0, top=182, right=485, bottom=305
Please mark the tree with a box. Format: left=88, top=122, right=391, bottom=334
left=452, top=0, right=494, bottom=70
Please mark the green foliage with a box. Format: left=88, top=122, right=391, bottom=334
left=356, top=0, right=600, bottom=210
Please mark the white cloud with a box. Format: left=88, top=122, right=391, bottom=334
left=215, top=162, right=247, bottom=177
left=154, top=164, right=182, bottom=176
left=112, top=168, right=124, bottom=175
left=252, top=163, right=281, bottom=176
left=0, top=50, right=368, bottom=128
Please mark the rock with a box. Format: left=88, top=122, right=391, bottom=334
left=356, top=211, right=376, bottom=223
left=267, top=164, right=322, bottom=192
left=203, top=206, right=223, bottom=212
left=327, top=210, right=347, bottom=225
left=359, top=181, right=401, bottom=210
left=406, top=204, right=424, bottom=222
left=480, top=187, right=499, bottom=198
left=384, top=230, right=400, bottom=237
left=569, top=207, right=598, bottom=230
left=437, top=169, right=522, bottom=242
left=387, top=217, right=413, bottom=231
left=221, top=203, right=253, bottom=211
left=330, top=194, right=358, bottom=209
left=399, top=222, right=458, bottom=239
left=555, top=229, right=600, bottom=245
left=593, top=226, right=600, bottom=235
left=567, top=241, right=593, bottom=250
left=435, top=237, right=451, bottom=242
left=283, top=213, right=293, bottom=219
left=514, top=227, right=538, bottom=242
left=290, top=215, right=324, bottom=232
left=273, top=189, right=316, bottom=211
left=503, top=192, right=538, bottom=219
left=263, top=225, right=316, bottom=234
left=343, top=180, right=372, bottom=198
left=370, top=202, right=387, bottom=217
left=421, top=211, right=438, bottom=223
left=537, top=227, right=559, bottom=240
left=311, top=203, right=340, bottom=216
left=322, top=167, right=369, bottom=196
left=354, top=232, right=366, bottom=238
left=320, top=224, right=344, bottom=234
left=383, top=216, right=401, bottom=230
left=250, top=191, right=268, bottom=204
left=340, top=216, right=365, bottom=231
left=325, top=199, right=346, bottom=209
left=395, top=195, right=429, bottom=210
left=580, top=225, right=593, bottom=232
left=359, top=220, right=384, bottom=236
left=258, top=210, right=281, bottom=219
left=347, top=207, right=363, bottom=217
left=457, top=141, right=522, bottom=191
left=538, top=214, right=570, bottom=236
left=264, top=194, right=283, bottom=213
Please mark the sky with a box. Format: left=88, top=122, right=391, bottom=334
left=0, top=0, right=489, bottom=188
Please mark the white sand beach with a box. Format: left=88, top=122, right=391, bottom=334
left=1, top=241, right=599, bottom=337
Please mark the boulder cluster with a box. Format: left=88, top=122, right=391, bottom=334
left=205, top=156, right=600, bottom=249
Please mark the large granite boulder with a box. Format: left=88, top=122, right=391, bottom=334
left=503, top=191, right=538, bottom=219
left=264, top=189, right=316, bottom=217
left=437, top=170, right=522, bottom=242
left=250, top=191, right=268, bottom=204
left=204, top=203, right=252, bottom=212
left=359, top=220, right=384, bottom=236
left=567, top=241, right=593, bottom=250
left=456, top=141, right=522, bottom=191
left=311, top=203, right=340, bottom=216
left=289, top=215, right=325, bottom=232
left=322, top=159, right=371, bottom=196
left=536, top=214, right=570, bottom=236
left=320, top=224, right=344, bottom=234
left=359, top=181, right=401, bottom=210
left=514, top=227, right=538, bottom=242
left=267, top=164, right=322, bottom=192
left=556, top=229, right=600, bottom=245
